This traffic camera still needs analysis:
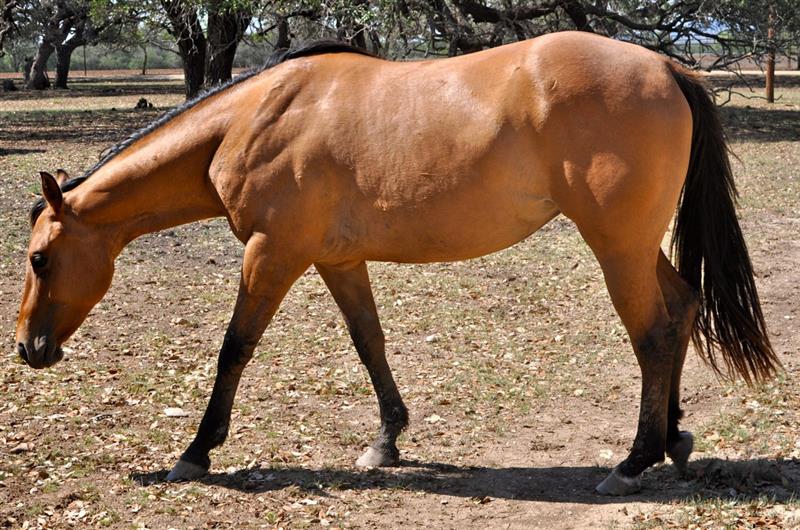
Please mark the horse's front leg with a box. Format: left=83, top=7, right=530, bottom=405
left=315, top=261, right=409, bottom=467
left=167, top=236, right=309, bottom=481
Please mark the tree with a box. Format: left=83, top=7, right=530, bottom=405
left=6, top=1, right=800, bottom=99
left=12, top=0, right=140, bottom=89
left=0, top=0, right=18, bottom=57
left=161, top=0, right=207, bottom=97
left=206, top=0, right=251, bottom=85
left=52, top=2, right=89, bottom=89
left=158, top=0, right=252, bottom=97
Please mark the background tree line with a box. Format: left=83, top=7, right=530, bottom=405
left=1, top=0, right=799, bottom=99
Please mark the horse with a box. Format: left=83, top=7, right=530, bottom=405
left=15, top=31, right=778, bottom=495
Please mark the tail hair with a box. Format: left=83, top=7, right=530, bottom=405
left=669, top=65, right=780, bottom=384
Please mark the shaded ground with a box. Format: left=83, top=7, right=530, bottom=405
left=0, top=75, right=798, bottom=529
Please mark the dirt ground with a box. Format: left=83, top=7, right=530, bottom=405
left=0, top=73, right=798, bottom=529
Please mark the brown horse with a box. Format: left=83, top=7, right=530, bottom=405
left=16, top=31, right=778, bottom=495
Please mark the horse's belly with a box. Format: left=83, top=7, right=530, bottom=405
left=362, top=192, right=559, bottom=263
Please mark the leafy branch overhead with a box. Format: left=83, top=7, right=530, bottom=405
left=2, top=1, right=798, bottom=98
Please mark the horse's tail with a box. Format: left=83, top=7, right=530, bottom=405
left=669, top=65, right=779, bottom=384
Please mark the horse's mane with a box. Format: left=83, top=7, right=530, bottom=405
left=29, top=41, right=375, bottom=226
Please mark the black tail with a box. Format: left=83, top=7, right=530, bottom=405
left=669, top=65, right=780, bottom=384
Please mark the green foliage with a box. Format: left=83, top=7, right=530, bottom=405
left=3, top=1, right=800, bottom=75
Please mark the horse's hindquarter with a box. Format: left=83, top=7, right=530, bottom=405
left=530, top=33, right=693, bottom=251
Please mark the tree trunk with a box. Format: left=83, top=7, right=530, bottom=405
left=206, top=5, right=250, bottom=86
left=178, top=35, right=206, bottom=98
left=141, top=44, right=148, bottom=75
left=275, top=16, right=290, bottom=49
left=54, top=45, right=77, bottom=89
left=27, top=40, right=54, bottom=90
left=22, top=56, right=33, bottom=83
left=562, top=0, right=592, bottom=32
left=766, top=3, right=775, bottom=103
left=162, top=0, right=207, bottom=99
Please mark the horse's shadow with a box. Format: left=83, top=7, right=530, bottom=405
left=132, top=457, right=800, bottom=504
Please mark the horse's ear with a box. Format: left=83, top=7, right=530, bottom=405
left=55, top=169, right=70, bottom=185
left=40, top=172, right=63, bottom=214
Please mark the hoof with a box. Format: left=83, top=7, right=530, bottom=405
left=166, top=459, right=208, bottom=482
left=667, top=431, right=693, bottom=476
left=355, top=446, right=399, bottom=468
left=595, top=468, right=642, bottom=496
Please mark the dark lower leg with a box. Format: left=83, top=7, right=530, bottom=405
left=351, top=325, right=408, bottom=462
left=617, top=356, right=672, bottom=477
left=664, top=312, right=696, bottom=471
left=180, top=331, right=254, bottom=469
left=168, top=238, right=308, bottom=480
left=666, top=396, right=684, bottom=447
left=657, top=251, right=699, bottom=464
left=618, top=319, right=685, bottom=477
left=666, top=338, right=689, bottom=453
left=316, top=262, right=408, bottom=466
left=592, top=252, right=677, bottom=493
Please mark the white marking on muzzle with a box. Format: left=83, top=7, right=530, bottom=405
left=34, top=335, right=47, bottom=352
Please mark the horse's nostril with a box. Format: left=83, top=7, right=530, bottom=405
left=17, top=343, right=28, bottom=362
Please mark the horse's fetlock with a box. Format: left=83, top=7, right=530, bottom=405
left=618, top=448, right=664, bottom=477
left=181, top=448, right=211, bottom=471
left=384, top=402, right=409, bottom=428
left=209, top=423, right=230, bottom=447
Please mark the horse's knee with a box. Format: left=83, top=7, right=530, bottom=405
left=218, top=330, right=256, bottom=373
left=634, top=321, right=681, bottom=368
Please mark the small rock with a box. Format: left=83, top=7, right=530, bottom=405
left=134, top=97, right=154, bottom=109
left=163, top=407, right=188, bottom=418
left=424, top=414, right=445, bottom=424
left=10, top=443, right=31, bottom=454
left=425, top=334, right=439, bottom=343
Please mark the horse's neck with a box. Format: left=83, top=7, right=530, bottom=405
left=69, top=100, right=230, bottom=249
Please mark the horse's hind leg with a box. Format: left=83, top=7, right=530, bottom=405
left=587, top=245, right=684, bottom=495
left=657, top=251, right=700, bottom=475
left=167, top=236, right=310, bottom=481
left=316, top=261, right=409, bottom=467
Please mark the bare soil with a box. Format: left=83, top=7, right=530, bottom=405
left=0, top=77, right=798, bottom=529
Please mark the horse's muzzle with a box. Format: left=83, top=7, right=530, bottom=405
left=17, top=338, right=63, bottom=369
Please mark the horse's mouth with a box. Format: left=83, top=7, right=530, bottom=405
left=17, top=341, right=64, bottom=369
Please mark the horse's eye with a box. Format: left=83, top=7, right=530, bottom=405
left=30, top=252, right=48, bottom=271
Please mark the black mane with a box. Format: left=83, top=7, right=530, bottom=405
left=29, top=41, right=375, bottom=227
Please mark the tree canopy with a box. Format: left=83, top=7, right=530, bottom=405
left=2, top=1, right=798, bottom=97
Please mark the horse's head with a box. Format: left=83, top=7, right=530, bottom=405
left=15, top=171, right=115, bottom=369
